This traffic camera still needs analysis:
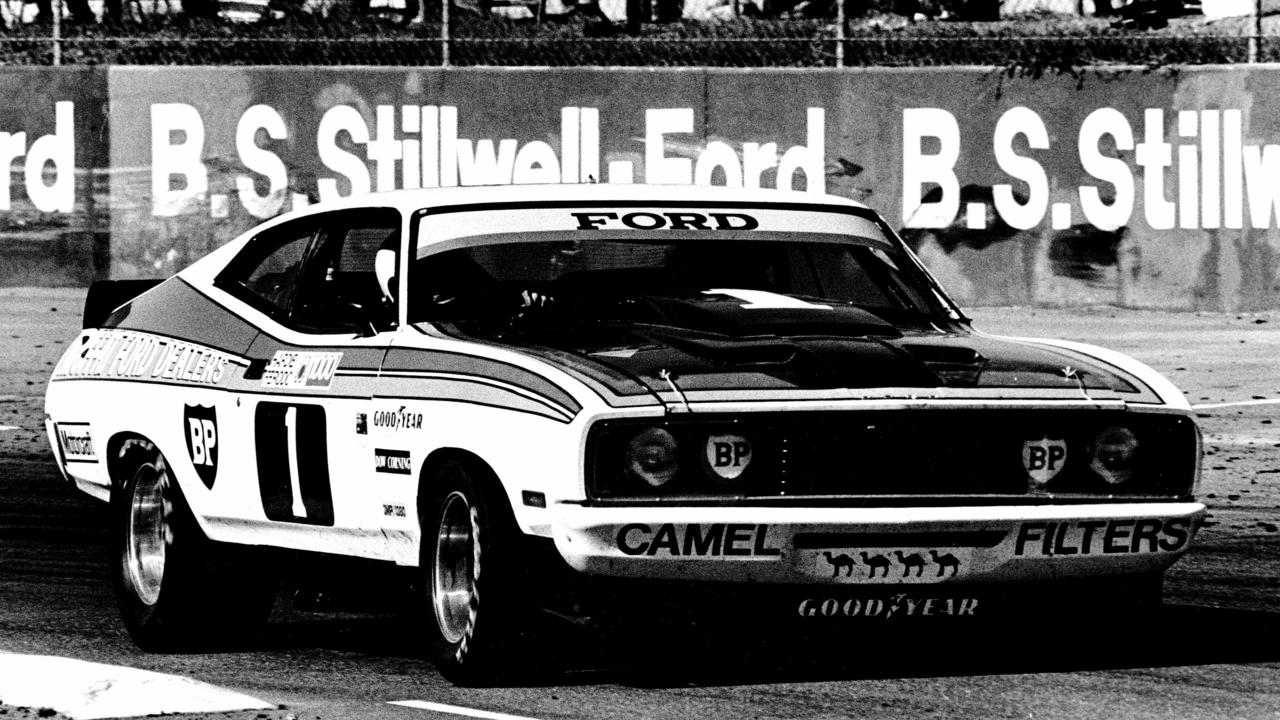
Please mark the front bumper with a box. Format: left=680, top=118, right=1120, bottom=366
left=550, top=501, right=1206, bottom=585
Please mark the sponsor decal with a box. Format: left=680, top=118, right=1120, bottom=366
left=797, top=594, right=979, bottom=619
left=704, top=433, right=752, bottom=481
left=183, top=404, right=218, bottom=489
left=261, top=351, right=342, bottom=389
left=615, top=523, right=782, bottom=557
left=382, top=503, right=408, bottom=518
left=52, top=330, right=229, bottom=386
left=374, top=448, right=412, bottom=475
left=1022, top=437, right=1067, bottom=486
left=355, top=413, right=368, bottom=435
left=55, top=423, right=96, bottom=462
left=1014, top=518, right=1192, bottom=557
left=372, top=406, right=424, bottom=431
left=572, top=211, right=759, bottom=231
left=815, top=549, right=964, bottom=581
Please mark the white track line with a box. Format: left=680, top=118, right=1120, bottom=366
left=1192, top=398, right=1280, bottom=410
left=388, top=700, right=545, bottom=720
left=0, top=653, right=274, bottom=720
left=0, top=426, right=18, bottom=432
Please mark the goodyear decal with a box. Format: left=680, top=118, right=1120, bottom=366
left=372, top=406, right=424, bottom=431
left=261, top=351, right=342, bottom=389
left=52, top=329, right=229, bottom=386
left=616, top=523, right=782, bottom=557
left=1014, top=518, right=1192, bottom=557
left=798, top=595, right=979, bottom=619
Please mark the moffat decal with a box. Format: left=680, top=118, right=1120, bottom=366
left=261, top=351, right=342, bottom=389
left=798, top=595, right=979, bottom=619
left=616, top=523, right=781, bottom=557
left=1014, top=518, right=1192, bottom=557
left=52, top=330, right=229, bottom=386
left=55, top=423, right=96, bottom=462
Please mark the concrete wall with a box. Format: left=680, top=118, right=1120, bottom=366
left=6, top=65, right=1280, bottom=310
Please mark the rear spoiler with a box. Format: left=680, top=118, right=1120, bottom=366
left=82, top=279, right=164, bottom=329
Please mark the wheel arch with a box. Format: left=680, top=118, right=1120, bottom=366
left=104, top=432, right=162, bottom=495
left=416, top=448, right=516, bottom=526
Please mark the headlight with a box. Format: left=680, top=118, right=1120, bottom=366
left=1089, top=426, right=1139, bottom=484
left=624, top=427, right=680, bottom=488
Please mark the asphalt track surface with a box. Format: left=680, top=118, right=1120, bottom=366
left=3, top=288, right=1280, bottom=720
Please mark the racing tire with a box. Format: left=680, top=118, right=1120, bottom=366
left=110, top=441, right=276, bottom=651
left=420, top=460, right=535, bottom=685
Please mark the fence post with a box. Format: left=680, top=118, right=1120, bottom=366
left=441, top=0, right=451, bottom=67
left=1251, top=0, right=1262, bottom=63
left=834, top=0, right=843, bottom=67
left=52, top=0, right=62, bottom=66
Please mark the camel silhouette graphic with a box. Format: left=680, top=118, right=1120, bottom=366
left=929, top=550, right=961, bottom=577
left=822, top=551, right=856, bottom=578
left=893, top=550, right=926, bottom=577
left=859, top=551, right=891, bottom=578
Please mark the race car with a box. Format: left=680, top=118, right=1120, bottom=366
left=45, top=183, right=1204, bottom=683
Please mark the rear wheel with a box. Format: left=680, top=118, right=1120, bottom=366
left=421, top=460, right=534, bottom=685
left=111, top=440, right=276, bottom=650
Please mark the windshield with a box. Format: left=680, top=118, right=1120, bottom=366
left=406, top=206, right=959, bottom=331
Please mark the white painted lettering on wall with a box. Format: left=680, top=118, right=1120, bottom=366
left=0, top=101, right=75, bottom=214
left=902, top=106, right=1280, bottom=232
left=148, top=104, right=827, bottom=219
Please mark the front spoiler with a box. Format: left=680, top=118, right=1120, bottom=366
left=550, top=501, right=1206, bottom=585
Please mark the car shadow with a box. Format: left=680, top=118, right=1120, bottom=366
left=565, top=603, right=1280, bottom=689
left=249, top=600, right=1280, bottom=689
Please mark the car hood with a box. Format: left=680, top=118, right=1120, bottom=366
left=443, top=294, right=1156, bottom=403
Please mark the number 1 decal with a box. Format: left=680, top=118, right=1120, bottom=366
left=255, top=402, right=334, bottom=526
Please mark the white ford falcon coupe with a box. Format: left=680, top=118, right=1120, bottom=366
left=45, top=183, right=1203, bottom=683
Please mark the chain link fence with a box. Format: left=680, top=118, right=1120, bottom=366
left=0, top=1, right=1273, bottom=66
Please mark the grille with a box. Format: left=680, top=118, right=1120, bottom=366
left=587, top=409, right=1198, bottom=504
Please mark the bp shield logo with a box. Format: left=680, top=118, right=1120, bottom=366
left=1022, top=437, right=1067, bottom=486
left=704, top=433, right=752, bottom=482
left=184, top=404, right=218, bottom=489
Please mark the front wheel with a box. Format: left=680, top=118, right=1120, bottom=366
left=421, top=460, right=533, bottom=685
left=110, top=440, right=276, bottom=650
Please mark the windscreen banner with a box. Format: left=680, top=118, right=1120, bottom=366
left=10, top=65, right=1280, bottom=310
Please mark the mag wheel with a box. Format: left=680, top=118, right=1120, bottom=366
left=110, top=440, right=276, bottom=651
left=422, top=460, right=533, bottom=685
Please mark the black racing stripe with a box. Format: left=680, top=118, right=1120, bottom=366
left=382, top=348, right=582, bottom=416
left=793, top=531, right=1009, bottom=549
left=107, top=278, right=259, bottom=355
left=427, top=325, right=656, bottom=405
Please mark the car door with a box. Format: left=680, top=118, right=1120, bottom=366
left=224, top=208, right=403, bottom=558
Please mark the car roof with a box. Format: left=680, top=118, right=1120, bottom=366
left=304, top=183, right=872, bottom=215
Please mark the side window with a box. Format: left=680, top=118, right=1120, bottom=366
left=215, top=219, right=317, bottom=318
left=291, top=208, right=401, bottom=334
